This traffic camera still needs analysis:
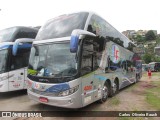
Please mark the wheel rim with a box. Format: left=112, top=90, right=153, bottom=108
left=112, top=82, right=117, bottom=94
left=102, top=85, right=108, bottom=99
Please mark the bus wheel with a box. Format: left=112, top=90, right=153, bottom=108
left=136, top=74, right=139, bottom=83
left=113, top=80, right=119, bottom=94
left=99, top=82, right=109, bottom=103
left=109, top=79, right=119, bottom=97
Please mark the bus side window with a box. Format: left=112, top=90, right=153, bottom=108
left=126, top=60, right=131, bottom=72
left=121, top=61, right=127, bottom=70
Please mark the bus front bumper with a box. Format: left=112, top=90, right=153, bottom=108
left=27, top=89, right=82, bottom=108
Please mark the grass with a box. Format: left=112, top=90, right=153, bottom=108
left=145, top=81, right=160, bottom=110
left=125, top=83, right=138, bottom=92
left=110, top=97, right=120, bottom=105
left=142, top=72, right=160, bottom=77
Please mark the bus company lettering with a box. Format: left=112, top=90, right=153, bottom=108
left=13, top=83, right=20, bottom=88
left=84, top=85, right=92, bottom=91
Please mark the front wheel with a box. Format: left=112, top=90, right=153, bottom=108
left=99, top=82, right=109, bottom=103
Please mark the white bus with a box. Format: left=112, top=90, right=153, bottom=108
left=149, top=62, right=160, bottom=72
left=27, top=12, right=142, bottom=108
left=0, top=26, right=38, bottom=92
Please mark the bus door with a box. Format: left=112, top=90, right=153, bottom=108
left=126, top=60, right=135, bottom=82
left=81, top=54, right=100, bottom=105
left=8, top=51, right=28, bottom=91
left=81, top=40, right=95, bottom=106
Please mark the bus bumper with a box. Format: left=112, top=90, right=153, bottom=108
left=27, top=89, right=83, bottom=108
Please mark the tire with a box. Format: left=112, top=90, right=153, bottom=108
left=135, top=74, right=140, bottom=83
left=109, top=80, right=119, bottom=97
left=99, top=82, right=109, bottom=103
left=113, top=80, right=119, bottom=94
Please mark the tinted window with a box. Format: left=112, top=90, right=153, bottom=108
left=0, top=27, right=38, bottom=42
left=10, top=48, right=30, bottom=70
left=0, top=27, right=17, bottom=42
left=81, top=40, right=93, bottom=76
left=80, top=37, right=103, bottom=76
left=14, top=28, right=38, bottom=40
left=0, top=49, right=8, bottom=73
left=36, top=12, right=89, bottom=40
left=87, top=14, right=131, bottom=48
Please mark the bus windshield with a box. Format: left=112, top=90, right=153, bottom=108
left=36, top=12, right=88, bottom=40
left=28, top=42, right=77, bottom=77
left=0, top=49, right=8, bottom=74
left=0, top=27, right=17, bottom=42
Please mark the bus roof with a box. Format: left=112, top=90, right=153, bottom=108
left=0, top=26, right=38, bottom=43
left=0, top=26, right=38, bottom=31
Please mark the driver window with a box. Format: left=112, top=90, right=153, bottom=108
left=10, top=49, right=30, bottom=70
left=81, top=40, right=93, bottom=76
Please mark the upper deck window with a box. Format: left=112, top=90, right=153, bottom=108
left=87, top=14, right=132, bottom=48
left=36, top=12, right=89, bottom=40
left=0, top=27, right=17, bottom=42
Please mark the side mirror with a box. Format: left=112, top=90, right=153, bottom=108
left=12, top=38, right=34, bottom=56
left=70, top=29, right=96, bottom=53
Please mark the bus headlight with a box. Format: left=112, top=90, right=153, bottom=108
left=58, top=85, right=79, bottom=97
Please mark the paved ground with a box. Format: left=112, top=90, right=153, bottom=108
left=0, top=72, right=160, bottom=120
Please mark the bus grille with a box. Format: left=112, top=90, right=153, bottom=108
left=30, top=88, right=58, bottom=96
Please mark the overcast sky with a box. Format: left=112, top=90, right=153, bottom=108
left=0, top=0, right=160, bottom=33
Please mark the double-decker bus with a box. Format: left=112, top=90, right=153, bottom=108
left=0, top=26, right=38, bottom=92
left=27, top=12, right=141, bottom=108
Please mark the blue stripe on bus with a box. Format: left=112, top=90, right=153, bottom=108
left=45, top=83, right=70, bottom=93
left=0, top=43, right=31, bottom=50
left=94, top=75, right=107, bottom=81
left=0, top=45, right=12, bottom=49
left=18, top=43, right=32, bottom=49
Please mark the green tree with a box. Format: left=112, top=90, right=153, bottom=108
left=145, top=30, right=156, bottom=41
left=156, top=37, right=160, bottom=45
left=142, top=54, right=152, bottom=63
left=135, top=35, right=145, bottom=42
left=153, top=56, right=160, bottom=62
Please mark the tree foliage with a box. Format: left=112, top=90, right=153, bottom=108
left=145, top=30, right=156, bottom=41
left=135, top=35, right=145, bottom=42
left=142, top=54, right=152, bottom=63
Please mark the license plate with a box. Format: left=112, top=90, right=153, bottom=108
left=39, top=97, right=48, bottom=103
